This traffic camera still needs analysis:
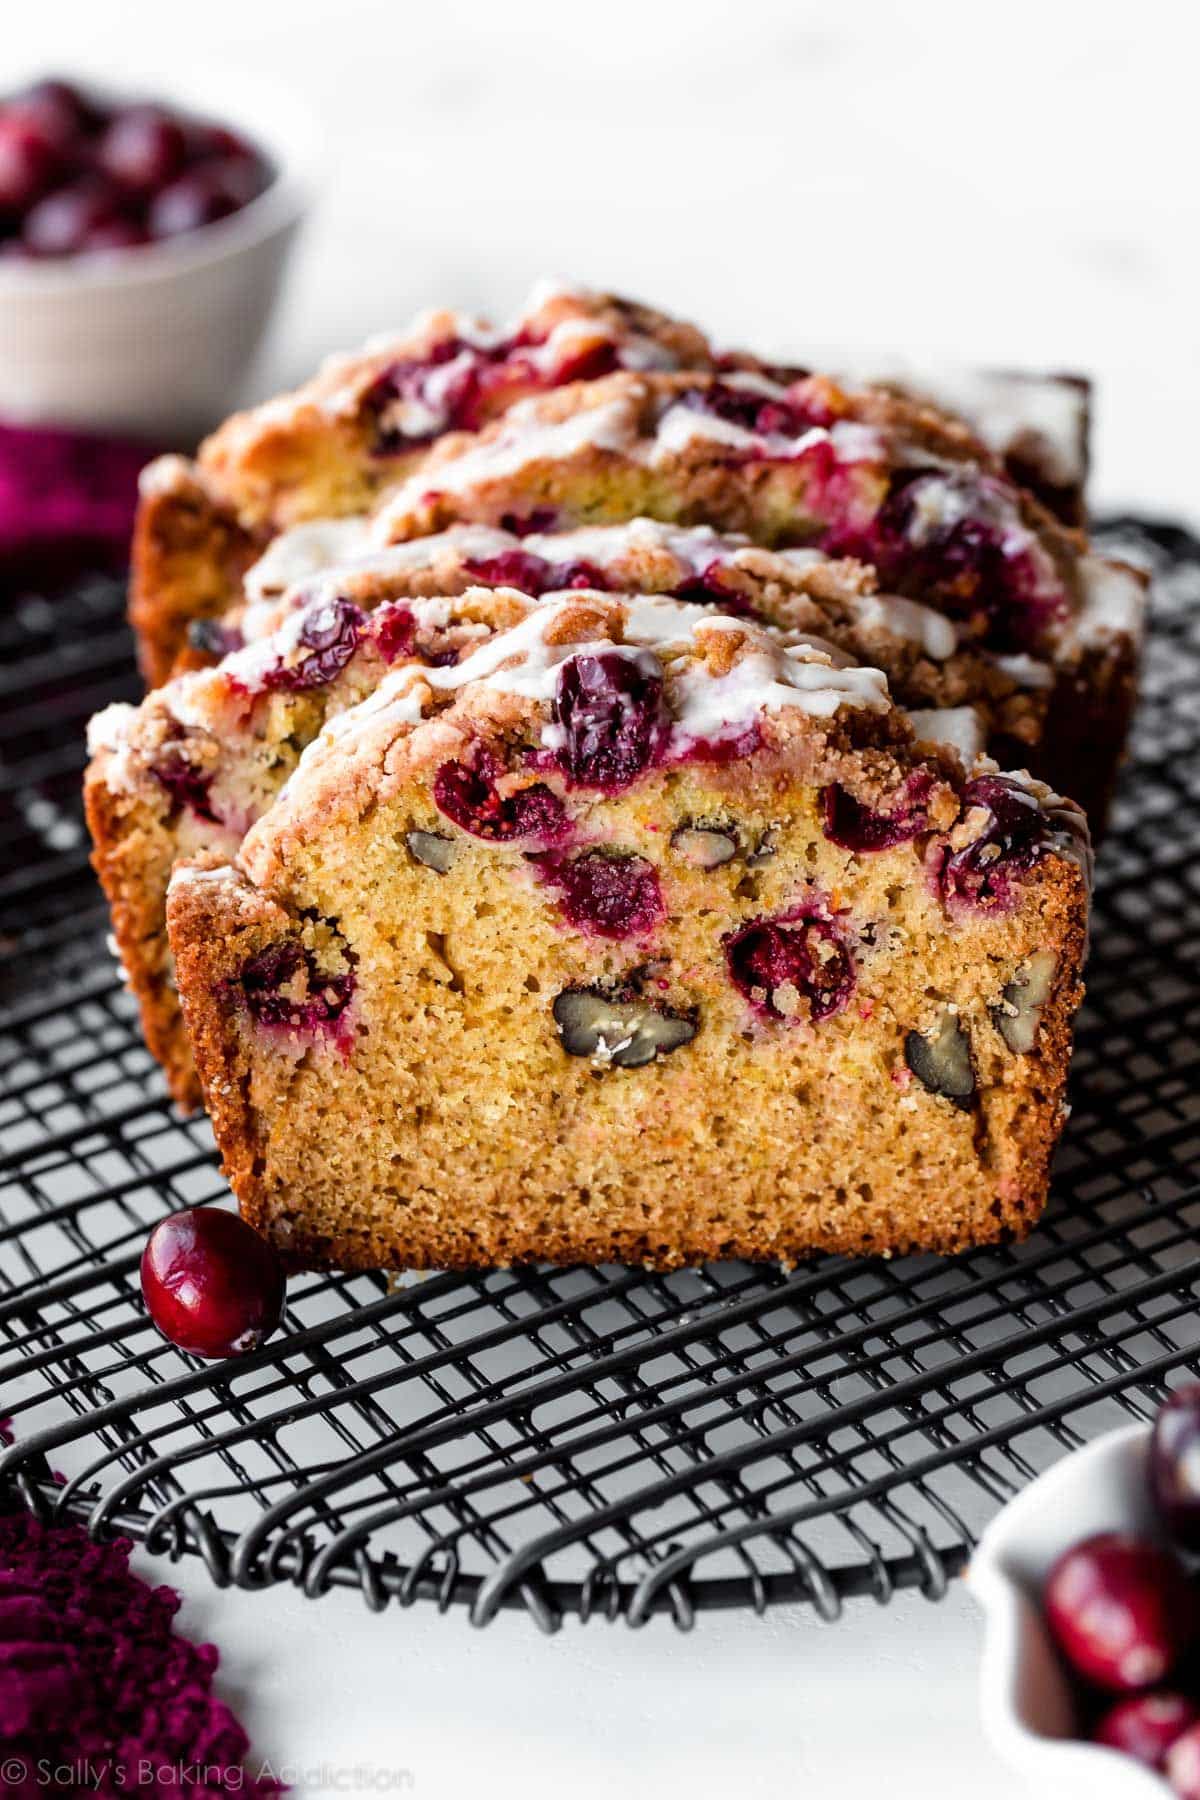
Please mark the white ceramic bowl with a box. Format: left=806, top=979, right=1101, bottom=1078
left=969, top=1422, right=1179, bottom=1798
left=0, top=73, right=313, bottom=439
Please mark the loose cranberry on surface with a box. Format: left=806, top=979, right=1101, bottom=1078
left=552, top=650, right=668, bottom=791
left=140, top=1207, right=284, bottom=1359
left=724, top=905, right=856, bottom=1023
left=1044, top=1532, right=1197, bottom=1692
left=1151, top=1386, right=1200, bottom=1551
left=1092, top=1691, right=1198, bottom=1770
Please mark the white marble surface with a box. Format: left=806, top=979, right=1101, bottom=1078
left=162, top=1557, right=1015, bottom=1800
left=7, top=2, right=1194, bottom=1792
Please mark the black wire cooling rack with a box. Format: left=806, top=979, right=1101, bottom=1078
left=1, top=519, right=1198, bottom=1634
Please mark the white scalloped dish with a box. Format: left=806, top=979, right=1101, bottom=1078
left=969, top=1422, right=1175, bottom=1798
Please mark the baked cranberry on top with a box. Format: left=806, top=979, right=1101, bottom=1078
left=932, top=774, right=1057, bottom=913
left=552, top=650, right=669, bottom=792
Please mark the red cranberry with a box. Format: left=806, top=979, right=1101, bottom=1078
left=552, top=650, right=668, bottom=791
left=206, top=151, right=270, bottom=208
left=0, top=114, right=62, bottom=212
left=671, top=561, right=754, bottom=612
left=934, top=774, right=1050, bottom=913
left=148, top=166, right=241, bottom=237
left=9, top=79, right=100, bottom=147
left=551, top=339, right=622, bottom=384
left=462, top=548, right=611, bottom=596
left=81, top=215, right=149, bottom=254
left=462, top=548, right=558, bottom=594
left=140, top=1207, right=284, bottom=1359
left=369, top=601, right=416, bottom=662
left=22, top=177, right=120, bottom=255
left=96, top=105, right=187, bottom=193
left=187, top=616, right=245, bottom=659
left=182, top=119, right=256, bottom=163
left=260, top=598, right=365, bottom=691
left=544, top=850, right=664, bottom=939
left=1093, top=1691, right=1198, bottom=1769
left=366, top=339, right=484, bottom=449
left=499, top=508, right=559, bottom=537
left=1152, top=1386, right=1200, bottom=1552
left=1044, top=1533, right=1197, bottom=1692
left=234, top=939, right=355, bottom=1040
left=724, top=906, right=856, bottom=1023
left=678, top=382, right=820, bottom=442
left=148, top=745, right=217, bottom=821
left=829, top=469, right=1063, bottom=654
left=1169, top=1723, right=1200, bottom=1797
left=821, top=769, right=935, bottom=852
left=434, top=749, right=569, bottom=844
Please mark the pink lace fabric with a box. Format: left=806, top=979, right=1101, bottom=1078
left=0, top=1429, right=282, bottom=1798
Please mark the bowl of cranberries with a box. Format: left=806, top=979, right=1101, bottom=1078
left=0, top=74, right=309, bottom=436
left=971, top=1393, right=1200, bottom=1797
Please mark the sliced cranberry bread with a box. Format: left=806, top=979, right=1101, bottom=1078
left=183, top=363, right=1144, bottom=823
left=209, top=513, right=1064, bottom=761
left=865, top=368, right=1090, bottom=528
left=87, top=585, right=536, bottom=1109
left=226, top=508, right=1138, bottom=785
left=166, top=592, right=1089, bottom=1269
left=368, top=369, right=1142, bottom=822
left=129, top=281, right=1096, bottom=687
left=87, top=518, right=1073, bottom=1111
left=129, top=283, right=713, bottom=684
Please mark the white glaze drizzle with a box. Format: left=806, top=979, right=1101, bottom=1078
left=843, top=361, right=1088, bottom=487
left=1073, top=555, right=1147, bottom=646
left=650, top=399, right=881, bottom=470
left=243, top=517, right=377, bottom=600
left=849, top=594, right=958, bottom=661
left=377, top=395, right=639, bottom=517
left=672, top=646, right=889, bottom=738
left=903, top=706, right=986, bottom=764
left=989, top=652, right=1055, bottom=690
left=417, top=593, right=889, bottom=738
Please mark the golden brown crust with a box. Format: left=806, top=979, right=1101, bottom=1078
left=197, top=288, right=715, bottom=531
left=85, top=747, right=206, bottom=1109
left=129, top=457, right=259, bottom=687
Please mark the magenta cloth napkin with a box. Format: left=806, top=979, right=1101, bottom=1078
left=0, top=1420, right=282, bottom=1797
left=0, top=420, right=154, bottom=591
left=0, top=1506, right=285, bottom=1798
